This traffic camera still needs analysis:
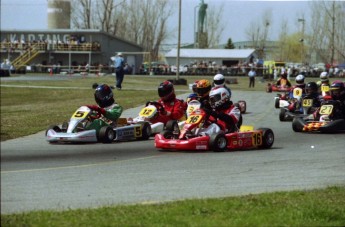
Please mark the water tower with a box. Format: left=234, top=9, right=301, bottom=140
left=47, top=0, right=71, bottom=29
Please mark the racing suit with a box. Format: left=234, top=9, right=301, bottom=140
left=86, top=103, right=123, bottom=132
left=202, top=102, right=241, bottom=134
left=150, top=97, right=186, bottom=125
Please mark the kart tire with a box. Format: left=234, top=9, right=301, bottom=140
left=98, top=126, right=115, bottom=143
left=165, top=120, right=180, bottom=135
left=266, top=84, right=272, bottom=93
left=274, top=98, right=280, bottom=109
left=46, top=125, right=61, bottom=136
left=160, top=130, right=174, bottom=139
left=258, top=128, right=274, bottom=149
left=292, top=117, right=304, bottom=132
left=140, top=122, right=152, bottom=140
left=237, top=115, right=243, bottom=129
left=279, top=108, right=286, bottom=122
left=209, top=133, right=227, bottom=152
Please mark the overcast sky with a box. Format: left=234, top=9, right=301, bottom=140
left=1, top=0, right=312, bottom=44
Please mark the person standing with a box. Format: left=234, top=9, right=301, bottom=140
left=248, top=68, right=256, bottom=88
left=114, top=52, right=125, bottom=90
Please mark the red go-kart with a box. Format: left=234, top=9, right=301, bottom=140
left=154, top=103, right=274, bottom=152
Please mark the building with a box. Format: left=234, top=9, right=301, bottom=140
left=164, top=48, right=258, bottom=67
left=0, top=29, right=144, bottom=73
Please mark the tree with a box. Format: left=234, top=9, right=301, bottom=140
left=224, top=38, right=235, bottom=49
left=71, top=0, right=175, bottom=61
left=204, top=3, right=225, bottom=48
left=309, top=1, right=345, bottom=65
left=245, top=9, right=272, bottom=59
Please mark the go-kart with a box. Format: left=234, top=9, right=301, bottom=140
left=292, top=100, right=345, bottom=133
left=266, top=83, right=291, bottom=93
left=154, top=101, right=274, bottom=152
left=126, top=101, right=186, bottom=135
left=279, top=94, right=319, bottom=121
left=46, top=106, right=151, bottom=143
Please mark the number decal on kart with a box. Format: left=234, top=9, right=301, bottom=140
left=321, top=85, right=329, bottom=92
left=139, top=106, right=155, bottom=117
left=319, top=105, right=333, bottom=115
left=302, top=99, right=313, bottom=107
left=135, top=126, right=142, bottom=137
left=187, top=106, right=195, bottom=115
left=186, top=115, right=202, bottom=124
left=252, top=132, right=262, bottom=146
left=72, top=110, right=88, bottom=119
left=293, top=87, right=303, bottom=98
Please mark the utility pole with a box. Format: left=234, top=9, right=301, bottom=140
left=176, top=0, right=182, bottom=80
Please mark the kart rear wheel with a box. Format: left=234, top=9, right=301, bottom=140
left=46, top=125, right=61, bottom=136
left=140, top=122, right=152, bottom=140
left=98, top=126, right=115, bottom=143
left=279, top=108, right=286, bottom=121
left=209, top=133, right=227, bottom=152
left=160, top=130, right=174, bottom=139
left=258, top=128, right=274, bottom=149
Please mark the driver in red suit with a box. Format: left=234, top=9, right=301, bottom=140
left=149, top=80, right=186, bottom=125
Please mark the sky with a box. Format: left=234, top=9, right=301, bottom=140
left=0, top=0, right=312, bottom=44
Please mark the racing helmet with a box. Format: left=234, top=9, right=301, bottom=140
left=209, top=87, right=230, bottom=109
left=213, top=74, right=225, bottom=86
left=281, top=72, right=287, bottom=79
left=158, top=80, right=175, bottom=101
left=330, top=80, right=345, bottom=99
left=295, top=74, right=305, bottom=84
left=305, top=82, right=318, bottom=95
left=192, top=80, right=199, bottom=93
left=94, top=84, right=114, bottom=108
left=320, top=72, right=329, bottom=82
left=196, top=79, right=212, bottom=98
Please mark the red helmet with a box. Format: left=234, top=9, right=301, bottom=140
left=158, top=80, right=175, bottom=101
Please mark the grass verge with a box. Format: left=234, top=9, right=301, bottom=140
left=1, top=186, right=344, bottom=226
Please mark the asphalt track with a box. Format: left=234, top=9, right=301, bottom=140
left=1, top=82, right=345, bottom=214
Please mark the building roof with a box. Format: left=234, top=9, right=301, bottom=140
left=165, top=48, right=256, bottom=59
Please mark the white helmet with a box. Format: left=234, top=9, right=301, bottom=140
left=320, top=72, right=329, bottom=82
left=295, top=74, right=305, bottom=84
left=209, top=87, right=230, bottom=109
left=213, top=74, right=225, bottom=86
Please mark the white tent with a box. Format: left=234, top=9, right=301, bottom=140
left=164, top=48, right=257, bottom=66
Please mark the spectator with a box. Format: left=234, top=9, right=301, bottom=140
left=248, top=68, right=256, bottom=88
left=113, top=52, right=125, bottom=90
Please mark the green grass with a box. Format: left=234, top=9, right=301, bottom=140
left=1, top=186, right=344, bottom=226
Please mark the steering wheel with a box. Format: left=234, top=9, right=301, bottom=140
left=89, top=110, right=102, bottom=120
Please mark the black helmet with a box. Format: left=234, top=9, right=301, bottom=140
left=158, top=80, right=175, bottom=101
left=94, top=84, right=114, bottom=108
left=330, top=80, right=345, bottom=99
left=305, top=82, right=318, bottom=95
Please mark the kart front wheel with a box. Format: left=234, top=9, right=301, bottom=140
left=258, top=128, right=274, bottom=149
left=292, top=117, right=305, bottom=132
left=279, top=108, right=286, bottom=121
left=46, top=125, right=61, bottom=136
left=209, top=133, right=227, bottom=152
left=98, top=126, right=115, bottom=143
left=274, top=98, right=280, bottom=109
left=236, top=100, right=246, bottom=114
left=160, top=130, right=174, bottom=139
